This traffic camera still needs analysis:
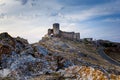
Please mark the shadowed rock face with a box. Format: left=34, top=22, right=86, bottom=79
left=0, top=32, right=15, bottom=59
left=0, top=32, right=15, bottom=48
left=0, top=32, right=29, bottom=60
left=0, top=45, right=11, bottom=55
left=0, top=33, right=74, bottom=80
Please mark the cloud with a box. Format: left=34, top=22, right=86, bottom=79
left=60, top=0, right=120, bottom=22
left=103, top=18, right=120, bottom=23
left=1, top=0, right=119, bottom=22
left=0, top=12, right=61, bottom=43
left=20, top=0, right=28, bottom=5
left=57, top=0, right=115, bottom=6
left=0, top=0, right=120, bottom=42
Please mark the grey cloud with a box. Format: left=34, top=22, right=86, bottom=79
left=15, top=0, right=28, bottom=5
left=0, top=13, right=7, bottom=19
left=0, top=3, right=6, bottom=7
left=21, top=0, right=28, bottom=5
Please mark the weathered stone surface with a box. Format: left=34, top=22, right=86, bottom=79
left=0, top=32, right=29, bottom=60
left=0, top=32, right=15, bottom=59
left=61, top=66, right=120, bottom=80
left=46, top=23, right=80, bottom=41
left=0, top=32, right=15, bottom=48
left=0, top=45, right=12, bottom=55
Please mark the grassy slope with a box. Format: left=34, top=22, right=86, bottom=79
left=38, top=37, right=120, bottom=73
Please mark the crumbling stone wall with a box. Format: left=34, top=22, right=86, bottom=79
left=74, top=33, right=80, bottom=41
left=48, top=29, right=53, bottom=35
left=60, top=31, right=80, bottom=41
left=47, top=23, right=80, bottom=41
left=60, top=31, right=74, bottom=40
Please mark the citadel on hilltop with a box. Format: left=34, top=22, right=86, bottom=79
left=46, top=23, right=80, bottom=41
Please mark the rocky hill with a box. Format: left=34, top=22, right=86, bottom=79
left=0, top=32, right=120, bottom=80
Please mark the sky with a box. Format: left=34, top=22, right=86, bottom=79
left=0, top=0, right=120, bottom=43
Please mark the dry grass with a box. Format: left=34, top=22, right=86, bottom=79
left=38, top=37, right=120, bottom=73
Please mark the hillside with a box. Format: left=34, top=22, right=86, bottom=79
left=38, top=37, right=120, bottom=72
left=0, top=32, right=120, bottom=80
left=98, top=40, right=120, bottom=62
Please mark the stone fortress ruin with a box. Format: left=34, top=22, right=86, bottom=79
left=47, top=23, right=80, bottom=41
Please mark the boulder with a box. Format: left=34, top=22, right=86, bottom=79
left=0, top=44, right=12, bottom=60
left=0, top=32, right=15, bottom=48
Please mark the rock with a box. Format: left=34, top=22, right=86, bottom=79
left=15, top=37, right=29, bottom=53
left=0, top=69, right=11, bottom=77
left=16, top=37, right=28, bottom=44
left=0, top=44, right=12, bottom=60
left=55, top=55, right=73, bottom=71
left=33, top=45, right=48, bottom=56
left=0, top=45, right=11, bottom=54
left=0, top=32, right=29, bottom=55
left=0, top=32, right=120, bottom=80
left=60, top=66, right=120, bottom=80
left=0, top=32, right=15, bottom=48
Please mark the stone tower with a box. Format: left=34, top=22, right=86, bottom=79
left=53, top=23, right=60, bottom=36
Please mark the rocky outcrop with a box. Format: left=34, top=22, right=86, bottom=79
left=15, top=37, right=29, bottom=53
left=0, top=45, right=12, bottom=55
left=0, top=32, right=29, bottom=55
left=60, top=66, right=120, bottom=80
left=0, top=32, right=15, bottom=59
left=32, top=65, right=120, bottom=80
left=0, top=32, right=15, bottom=48
left=0, top=32, right=29, bottom=69
left=0, top=32, right=120, bottom=80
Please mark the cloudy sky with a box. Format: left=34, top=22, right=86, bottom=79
left=0, top=0, right=120, bottom=43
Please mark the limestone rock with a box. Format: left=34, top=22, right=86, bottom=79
left=61, top=66, right=120, bottom=80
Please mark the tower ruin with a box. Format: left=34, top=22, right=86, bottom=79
left=46, top=23, right=80, bottom=41
left=53, top=23, right=60, bottom=36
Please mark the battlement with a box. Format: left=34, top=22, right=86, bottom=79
left=47, top=23, right=80, bottom=41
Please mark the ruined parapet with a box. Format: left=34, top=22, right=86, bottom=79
left=61, top=31, right=74, bottom=40
left=75, top=33, right=80, bottom=41
left=53, top=23, right=60, bottom=36
left=48, top=29, right=53, bottom=35
left=61, top=32, right=80, bottom=41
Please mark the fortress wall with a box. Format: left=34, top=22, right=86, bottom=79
left=48, top=29, right=53, bottom=35
left=60, top=31, right=75, bottom=40
left=47, top=23, right=80, bottom=41
left=75, top=33, right=80, bottom=40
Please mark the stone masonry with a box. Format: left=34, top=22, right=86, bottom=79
left=47, top=23, right=80, bottom=41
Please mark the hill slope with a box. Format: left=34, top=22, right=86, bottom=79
left=0, top=32, right=120, bottom=80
